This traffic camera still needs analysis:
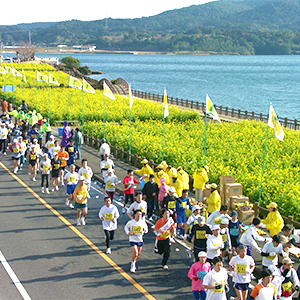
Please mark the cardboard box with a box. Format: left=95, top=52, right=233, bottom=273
left=220, top=176, right=236, bottom=204
left=224, top=183, right=243, bottom=207
left=230, top=195, right=249, bottom=210
left=238, top=209, right=255, bottom=225
left=203, top=187, right=212, bottom=198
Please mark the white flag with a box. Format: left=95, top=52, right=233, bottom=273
left=103, top=81, right=116, bottom=100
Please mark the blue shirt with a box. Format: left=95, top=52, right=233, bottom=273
left=66, top=144, right=77, bottom=164
left=228, top=219, right=243, bottom=237
left=176, top=196, right=192, bottom=214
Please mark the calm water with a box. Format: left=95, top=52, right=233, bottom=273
left=37, top=53, right=300, bottom=119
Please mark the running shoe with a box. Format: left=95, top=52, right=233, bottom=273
left=19, top=166, right=22, bottom=170
left=3, top=152, right=6, bottom=156
left=46, top=188, right=50, bottom=194
left=61, top=182, right=64, bottom=186
left=81, top=217, right=86, bottom=225
left=77, top=219, right=81, bottom=226
left=69, top=203, right=74, bottom=209
left=130, top=262, right=136, bottom=273
left=106, top=248, right=111, bottom=254
left=169, top=237, right=175, bottom=243
left=41, top=187, right=44, bottom=193
left=28, top=172, right=31, bottom=175
left=33, top=177, right=36, bottom=182
left=122, top=207, right=126, bottom=214
left=65, top=199, right=70, bottom=206
left=55, top=186, right=59, bottom=191
left=14, top=169, right=18, bottom=174
left=51, top=188, right=55, bottom=192
left=162, top=265, right=169, bottom=270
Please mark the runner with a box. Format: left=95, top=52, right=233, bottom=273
left=176, top=189, right=192, bottom=238
left=188, top=251, right=211, bottom=300
left=142, top=174, right=159, bottom=220
left=40, top=153, right=51, bottom=194
left=9, top=139, right=21, bottom=174
left=127, top=191, right=147, bottom=221
left=154, top=209, right=177, bottom=270
left=58, top=145, right=69, bottom=186
left=0, top=122, right=8, bottom=155
left=123, top=169, right=140, bottom=213
left=228, top=211, right=244, bottom=257
left=161, top=186, right=178, bottom=222
left=51, top=153, right=61, bottom=191
left=27, top=148, right=38, bottom=182
left=229, top=245, right=255, bottom=300
left=44, top=135, right=55, bottom=158
left=28, top=124, right=40, bottom=142
left=99, top=196, right=120, bottom=254
left=78, top=159, right=93, bottom=193
left=219, top=218, right=233, bottom=258
left=65, top=139, right=77, bottom=166
left=191, top=216, right=212, bottom=261
left=73, top=176, right=90, bottom=226
left=17, top=136, right=27, bottom=170
left=104, top=169, right=119, bottom=201
left=184, top=205, right=202, bottom=241
left=64, top=164, right=78, bottom=208
left=124, top=209, right=148, bottom=273
left=202, top=256, right=228, bottom=300
left=100, top=154, right=114, bottom=178
left=206, top=225, right=224, bottom=264
left=49, top=140, right=61, bottom=159
left=206, top=205, right=231, bottom=228
left=30, top=139, right=41, bottom=171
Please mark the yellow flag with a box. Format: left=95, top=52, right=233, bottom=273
left=49, top=73, right=60, bottom=86
left=163, top=88, right=169, bottom=118
left=103, top=82, right=116, bottom=100
left=82, top=78, right=95, bottom=94
left=206, top=94, right=221, bottom=123
left=268, top=105, right=284, bottom=141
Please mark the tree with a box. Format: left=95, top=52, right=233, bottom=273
left=61, top=56, right=81, bottom=68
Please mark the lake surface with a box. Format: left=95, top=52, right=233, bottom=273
left=37, top=53, right=300, bottom=119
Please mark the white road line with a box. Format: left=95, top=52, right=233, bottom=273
left=0, top=250, right=32, bottom=300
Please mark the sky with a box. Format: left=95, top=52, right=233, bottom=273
left=1, top=0, right=214, bottom=25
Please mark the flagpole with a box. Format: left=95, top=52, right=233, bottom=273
left=67, top=86, right=70, bottom=121
left=4, top=72, right=7, bottom=100
left=12, top=75, right=15, bottom=106
left=103, top=94, right=106, bottom=139
left=162, top=115, right=166, bottom=161
left=36, top=79, right=39, bottom=111
left=48, top=82, right=51, bottom=122
left=204, top=109, right=208, bottom=165
left=129, top=105, right=132, bottom=154
left=82, top=87, right=85, bottom=134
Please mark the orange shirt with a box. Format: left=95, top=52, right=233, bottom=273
left=154, top=217, right=176, bottom=240
left=73, top=184, right=88, bottom=204
left=58, top=151, right=69, bottom=167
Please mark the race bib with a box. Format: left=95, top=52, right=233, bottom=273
left=105, top=164, right=110, bottom=169
left=196, top=230, right=206, bottom=239
left=181, top=201, right=187, bottom=208
left=35, top=147, right=39, bottom=152
left=106, top=182, right=114, bottom=189
left=140, top=208, right=145, bottom=213
left=25, top=140, right=28, bottom=144
left=54, top=164, right=60, bottom=169
left=214, top=283, right=225, bottom=293
left=1, top=134, right=5, bottom=138
left=69, top=176, right=75, bottom=182
left=214, top=218, right=222, bottom=224
left=32, top=134, right=37, bottom=138
left=77, top=195, right=83, bottom=201
left=222, top=234, right=227, bottom=243
left=83, top=172, right=89, bottom=179
left=267, top=254, right=277, bottom=260
left=105, top=213, right=114, bottom=220
left=133, top=226, right=142, bottom=234
left=49, top=143, right=54, bottom=148
left=160, top=231, right=170, bottom=239
left=168, top=201, right=176, bottom=209
left=68, top=147, right=74, bottom=152
left=213, top=243, right=220, bottom=248
left=54, top=149, right=59, bottom=153
left=13, top=147, right=19, bottom=153
left=30, top=154, right=37, bottom=160
left=44, top=165, right=50, bottom=171
left=197, top=270, right=208, bottom=281
left=21, top=146, right=24, bottom=151
left=282, top=281, right=293, bottom=292
left=236, top=264, right=247, bottom=274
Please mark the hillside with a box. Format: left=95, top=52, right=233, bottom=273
left=1, top=0, right=300, bottom=54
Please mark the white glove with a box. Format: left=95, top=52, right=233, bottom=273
left=231, top=271, right=237, bottom=277
left=269, top=252, right=276, bottom=257
left=260, top=223, right=267, bottom=228
left=282, top=252, right=288, bottom=258
left=246, top=268, right=253, bottom=275
left=265, top=237, right=272, bottom=243
left=184, top=205, right=189, bottom=209
left=183, top=234, right=188, bottom=240
left=203, top=197, right=207, bottom=201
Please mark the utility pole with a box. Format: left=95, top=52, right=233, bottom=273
left=29, top=30, right=31, bottom=46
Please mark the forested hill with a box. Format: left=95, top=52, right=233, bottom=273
left=2, top=0, right=300, bottom=54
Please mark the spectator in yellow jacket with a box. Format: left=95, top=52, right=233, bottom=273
left=169, top=169, right=184, bottom=197
left=193, top=166, right=209, bottom=202
left=135, top=159, right=154, bottom=183
left=177, top=166, right=190, bottom=190
left=260, top=202, right=284, bottom=237
left=154, top=164, right=169, bottom=186
left=205, top=183, right=221, bottom=214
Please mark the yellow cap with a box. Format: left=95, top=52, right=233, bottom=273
left=156, top=164, right=164, bottom=170
left=211, top=183, right=218, bottom=189
left=177, top=166, right=183, bottom=171
left=141, top=159, right=148, bottom=164
left=267, top=202, right=278, bottom=209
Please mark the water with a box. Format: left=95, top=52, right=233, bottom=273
left=36, top=53, right=300, bottom=119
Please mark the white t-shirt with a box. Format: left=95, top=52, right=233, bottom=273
left=240, top=224, right=265, bottom=252
left=262, top=241, right=284, bottom=267
left=49, top=145, right=61, bottom=156
left=128, top=201, right=147, bottom=219
left=203, top=268, right=228, bottom=300
left=99, top=143, right=110, bottom=156
left=45, top=139, right=55, bottom=151
left=19, top=141, right=27, bottom=155
left=104, top=174, right=119, bottom=192
left=40, top=159, right=51, bottom=175
left=229, top=255, right=255, bottom=284
left=207, top=235, right=224, bottom=260
left=78, top=166, right=93, bottom=184
left=124, top=219, right=148, bottom=243
left=64, top=172, right=79, bottom=185
left=100, top=158, right=114, bottom=177
left=30, top=143, right=41, bottom=155
left=0, top=127, right=8, bottom=140
left=99, top=204, right=119, bottom=231
left=187, top=214, right=201, bottom=226
left=206, top=211, right=231, bottom=228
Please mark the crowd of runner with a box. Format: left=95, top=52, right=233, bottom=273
left=1, top=99, right=300, bottom=300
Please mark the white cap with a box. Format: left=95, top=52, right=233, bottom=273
left=169, top=186, right=176, bottom=193
left=221, top=218, right=229, bottom=225
left=50, top=135, right=54, bottom=139
left=198, top=216, right=205, bottom=224
left=107, top=168, right=113, bottom=173
left=192, top=205, right=201, bottom=212
left=13, top=139, right=18, bottom=143
left=198, top=251, right=207, bottom=257
left=33, top=138, right=38, bottom=142
left=211, top=225, right=220, bottom=231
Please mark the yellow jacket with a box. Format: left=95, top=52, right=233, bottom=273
left=135, top=164, right=154, bottom=183
left=193, top=168, right=209, bottom=190
left=206, top=190, right=221, bottom=214
left=262, top=210, right=284, bottom=237
left=178, top=169, right=190, bottom=190
left=167, top=167, right=177, bottom=179
left=154, top=170, right=169, bottom=186
left=170, top=178, right=183, bottom=197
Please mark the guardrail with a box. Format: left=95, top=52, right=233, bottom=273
left=132, top=90, right=299, bottom=130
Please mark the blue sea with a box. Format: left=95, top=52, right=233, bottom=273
left=36, top=53, right=300, bottom=120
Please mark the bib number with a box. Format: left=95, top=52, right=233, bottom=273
left=196, top=230, right=206, bottom=239
left=133, top=226, right=142, bottom=234
left=197, top=270, right=207, bottom=281
left=105, top=213, right=114, bottom=221
left=214, top=283, right=225, bottom=293
left=13, top=147, right=19, bottom=153
left=44, top=165, right=50, bottom=171
left=69, top=176, right=75, bottom=182
left=236, top=264, right=247, bottom=274
left=168, top=201, right=176, bottom=209
left=222, top=234, right=227, bottom=243
left=68, top=147, right=74, bottom=152
left=83, top=173, right=89, bottom=179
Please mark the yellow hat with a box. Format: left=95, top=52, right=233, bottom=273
left=204, top=165, right=209, bottom=172
left=211, top=183, right=218, bottom=189
left=156, top=164, right=164, bottom=170
left=141, top=159, right=148, bottom=164
left=267, top=202, right=278, bottom=209
left=177, top=166, right=183, bottom=171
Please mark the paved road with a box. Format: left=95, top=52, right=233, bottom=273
left=0, top=155, right=202, bottom=300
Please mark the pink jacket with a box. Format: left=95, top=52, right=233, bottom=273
left=188, top=261, right=211, bottom=291
left=158, top=177, right=168, bottom=202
